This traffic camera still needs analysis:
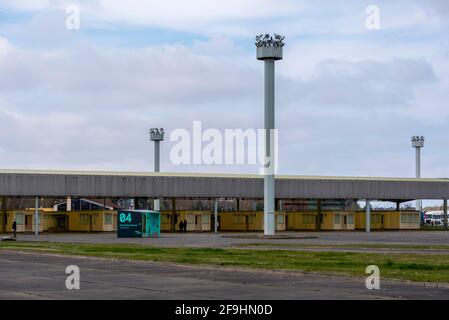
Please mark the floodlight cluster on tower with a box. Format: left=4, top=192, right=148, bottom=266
left=411, top=136, right=425, bottom=148
left=149, top=128, right=165, bottom=141
left=255, top=34, right=285, bottom=47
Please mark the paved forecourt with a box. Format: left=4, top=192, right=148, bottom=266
left=1, top=251, right=448, bottom=300
left=7, top=231, right=449, bottom=248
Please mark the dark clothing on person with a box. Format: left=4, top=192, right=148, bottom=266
left=178, top=221, right=183, bottom=232
left=183, top=220, right=188, bottom=232
left=12, top=221, right=17, bottom=238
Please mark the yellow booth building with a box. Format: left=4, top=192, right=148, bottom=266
left=1, top=210, right=7, bottom=233
left=2, top=210, right=118, bottom=233
left=355, top=211, right=419, bottom=230
left=219, top=211, right=286, bottom=232
left=161, top=211, right=211, bottom=232
left=67, top=210, right=117, bottom=232
left=286, top=211, right=355, bottom=231
left=3, top=210, right=46, bottom=233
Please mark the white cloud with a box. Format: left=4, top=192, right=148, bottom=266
left=0, top=0, right=448, bottom=180
left=0, top=0, right=50, bottom=11
left=1, top=34, right=447, bottom=178
left=95, top=0, right=303, bottom=26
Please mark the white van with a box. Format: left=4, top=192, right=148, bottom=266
left=424, top=211, right=443, bottom=226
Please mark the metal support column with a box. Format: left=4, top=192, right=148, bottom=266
left=171, top=198, right=176, bottom=232
left=316, top=199, right=322, bottom=232
left=444, top=199, right=448, bottom=230
left=264, top=58, right=275, bottom=236
left=150, top=128, right=164, bottom=213
left=366, top=199, right=371, bottom=233
left=412, top=136, right=424, bottom=213
left=154, top=140, right=160, bottom=173
left=35, top=196, right=39, bottom=236
left=1, top=198, right=6, bottom=234
left=256, top=34, right=284, bottom=236
left=214, top=199, right=218, bottom=234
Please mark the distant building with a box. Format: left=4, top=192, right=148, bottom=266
left=53, top=198, right=117, bottom=211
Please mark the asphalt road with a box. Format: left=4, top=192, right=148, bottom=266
left=7, top=230, right=449, bottom=245
left=1, top=251, right=448, bottom=300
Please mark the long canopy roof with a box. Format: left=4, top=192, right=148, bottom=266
left=1, top=169, right=448, bottom=200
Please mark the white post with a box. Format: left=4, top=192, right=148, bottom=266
left=412, top=136, right=424, bottom=213
left=257, top=34, right=284, bottom=236
left=264, top=59, right=276, bottom=236
left=154, top=141, right=160, bottom=212
left=66, top=196, right=72, bottom=212
left=415, top=147, right=422, bottom=212
left=150, top=128, right=164, bottom=212
left=366, top=199, right=371, bottom=233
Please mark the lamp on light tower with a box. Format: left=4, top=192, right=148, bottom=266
left=411, top=136, right=424, bottom=213
left=150, top=128, right=165, bottom=211
left=255, top=34, right=285, bottom=236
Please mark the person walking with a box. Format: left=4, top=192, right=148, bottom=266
left=12, top=218, right=17, bottom=238
left=183, top=219, right=188, bottom=232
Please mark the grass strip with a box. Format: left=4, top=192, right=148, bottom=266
left=2, top=241, right=449, bottom=283
left=232, top=243, right=449, bottom=250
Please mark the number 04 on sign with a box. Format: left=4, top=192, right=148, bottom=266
left=117, top=210, right=161, bottom=239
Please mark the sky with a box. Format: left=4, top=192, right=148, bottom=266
left=0, top=0, right=449, bottom=188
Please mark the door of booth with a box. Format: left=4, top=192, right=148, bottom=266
left=143, top=211, right=161, bottom=238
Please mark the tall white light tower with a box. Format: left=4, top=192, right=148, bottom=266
left=150, top=128, right=165, bottom=211
left=256, top=34, right=285, bottom=236
left=411, top=136, right=424, bottom=213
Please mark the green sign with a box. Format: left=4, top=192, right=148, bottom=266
left=117, top=210, right=142, bottom=238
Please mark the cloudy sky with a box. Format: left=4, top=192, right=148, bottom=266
left=0, top=0, right=448, bottom=180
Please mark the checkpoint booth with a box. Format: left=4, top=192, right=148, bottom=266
left=117, top=210, right=161, bottom=238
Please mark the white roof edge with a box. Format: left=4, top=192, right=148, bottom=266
left=0, top=168, right=448, bottom=182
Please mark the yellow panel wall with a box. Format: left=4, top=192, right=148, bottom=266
left=102, top=212, right=117, bottom=232
left=4, top=211, right=70, bottom=233
left=354, top=211, right=419, bottom=230
left=160, top=212, right=172, bottom=231
left=286, top=212, right=317, bottom=230
left=159, top=211, right=286, bottom=232
left=67, top=210, right=113, bottom=232
left=355, top=212, right=383, bottom=230
left=399, top=211, right=420, bottom=230
left=201, top=213, right=211, bottom=232
left=4, top=211, right=45, bottom=233
left=287, top=211, right=336, bottom=230
left=219, top=212, right=263, bottom=231
left=384, top=212, right=400, bottom=229
left=160, top=210, right=211, bottom=232
left=286, top=211, right=316, bottom=230
left=0, top=211, right=6, bottom=233
left=220, top=212, right=245, bottom=231
left=276, top=212, right=286, bottom=231
left=5, top=211, right=25, bottom=233
left=322, top=212, right=356, bottom=231
left=218, top=211, right=285, bottom=232
left=286, top=211, right=356, bottom=231
left=42, top=213, right=64, bottom=232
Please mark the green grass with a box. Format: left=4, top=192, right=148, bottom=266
left=233, top=242, right=449, bottom=250
left=2, top=241, right=449, bottom=283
